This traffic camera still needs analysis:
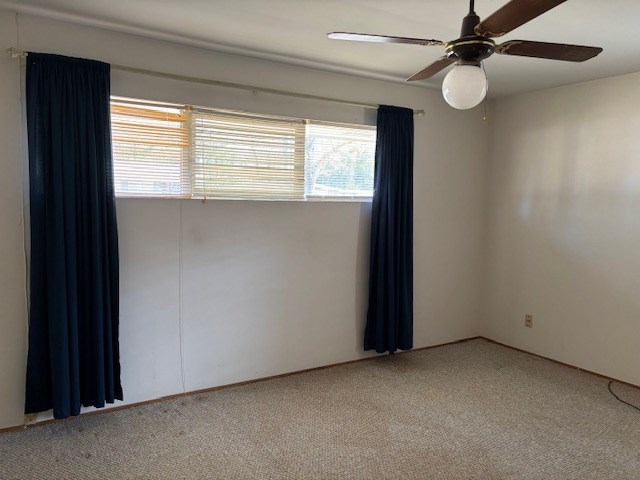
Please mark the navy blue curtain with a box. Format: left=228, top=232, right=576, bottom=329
left=25, top=53, right=122, bottom=419
left=364, top=105, right=414, bottom=354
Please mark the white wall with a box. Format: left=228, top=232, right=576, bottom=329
left=0, top=12, right=489, bottom=429
left=0, top=12, right=28, bottom=430
left=485, top=72, right=640, bottom=386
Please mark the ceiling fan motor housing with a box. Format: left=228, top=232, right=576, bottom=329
left=446, top=11, right=495, bottom=64
left=446, top=36, right=495, bottom=64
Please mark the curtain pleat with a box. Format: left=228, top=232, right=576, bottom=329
left=364, top=105, right=414, bottom=354
left=25, top=53, right=122, bottom=419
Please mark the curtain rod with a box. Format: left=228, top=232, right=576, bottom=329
left=6, top=47, right=425, bottom=116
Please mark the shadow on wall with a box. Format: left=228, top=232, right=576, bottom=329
left=487, top=102, right=640, bottom=381
left=355, top=201, right=372, bottom=354
left=172, top=199, right=375, bottom=390
left=515, top=104, right=640, bottom=308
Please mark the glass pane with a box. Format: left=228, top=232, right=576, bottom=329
left=305, top=123, right=376, bottom=198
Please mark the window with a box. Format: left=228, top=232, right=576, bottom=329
left=111, top=100, right=188, bottom=197
left=191, top=109, right=305, bottom=200
left=305, top=122, right=376, bottom=199
left=111, top=98, right=376, bottom=200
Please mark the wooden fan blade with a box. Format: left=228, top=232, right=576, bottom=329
left=496, top=40, right=603, bottom=62
left=328, top=32, right=444, bottom=46
left=406, top=56, right=456, bottom=81
left=475, top=0, right=567, bottom=38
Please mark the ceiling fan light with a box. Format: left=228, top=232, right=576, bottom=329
left=442, top=64, right=487, bottom=110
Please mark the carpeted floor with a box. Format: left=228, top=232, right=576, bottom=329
left=1, top=339, right=639, bottom=479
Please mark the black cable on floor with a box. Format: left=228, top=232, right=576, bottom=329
left=608, top=381, right=640, bottom=412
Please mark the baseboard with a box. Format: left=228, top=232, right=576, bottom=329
left=478, top=336, right=640, bottom=391
left=4, top=335, right=636, bottom=435
left=0, top=335, right=481, bottom=435
left=0, top=424, right=28, bottom=434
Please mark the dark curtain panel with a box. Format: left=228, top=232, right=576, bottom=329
left=364, top=105, right=414, bottom=354
left=25, top=53, right=122, bottom=419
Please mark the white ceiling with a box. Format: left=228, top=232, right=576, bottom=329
left=2, top=0, right=639, bottom=97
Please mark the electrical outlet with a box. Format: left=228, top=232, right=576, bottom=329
left=525, top=314, right=533, bottom=328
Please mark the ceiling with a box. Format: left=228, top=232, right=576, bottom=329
left=2, top=0, right=639, bottom=97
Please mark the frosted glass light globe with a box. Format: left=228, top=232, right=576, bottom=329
left=442, top=64, right=487, bottom=110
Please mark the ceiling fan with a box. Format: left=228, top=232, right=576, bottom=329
left=328, top=0, right=603, bottom=109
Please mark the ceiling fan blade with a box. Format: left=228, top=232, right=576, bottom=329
left=496, top=40, right=603, bottom=62
left=475, top=0, right=567, bottom=38
left=328, top=32, right=444, bottom=46
left=406, top=56, right=456, bottom=82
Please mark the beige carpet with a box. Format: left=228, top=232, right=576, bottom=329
left=1, top=339, right=639, bottom=479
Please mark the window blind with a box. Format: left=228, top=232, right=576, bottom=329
left=111, top=101, right=188, bottom=197
left=191, top=109, right=305, bottom=200
left=111, top=98, right=376, bottom=200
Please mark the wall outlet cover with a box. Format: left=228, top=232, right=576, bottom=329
left=525, top=314, right=533, bottom=328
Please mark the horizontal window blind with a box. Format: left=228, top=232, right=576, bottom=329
left=305, top=122, right=376, bottom=198
left=191, top=110, right=305, bottom=200
left=111, top=101, right=188, bottom=197
left=111, top=98, right=376, bottom=200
